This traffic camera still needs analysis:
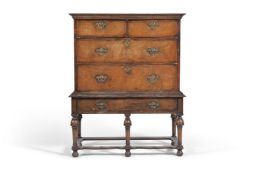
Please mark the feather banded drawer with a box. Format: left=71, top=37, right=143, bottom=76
left=69, top=13, right=185, bottom=157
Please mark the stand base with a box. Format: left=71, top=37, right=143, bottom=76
left=73, top=136, right=183, bottom=157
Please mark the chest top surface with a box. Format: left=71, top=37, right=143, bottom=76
left=70, top=13, right=185, bottom=19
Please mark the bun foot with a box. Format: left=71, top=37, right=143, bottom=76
left=177, top=150, right=183, bottom=156
left=125, top=150, right=131, bottom=157
left=72, top=151, right=79, bottom=157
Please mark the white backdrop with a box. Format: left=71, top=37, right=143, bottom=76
left=0, top=0, right=260, bottom=174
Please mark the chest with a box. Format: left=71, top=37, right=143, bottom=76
left=71, top=15, right=183, bottom=113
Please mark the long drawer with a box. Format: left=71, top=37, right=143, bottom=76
left=76, top=39, right=177, bottom=63
left=77, top=99, right=177, bottom=113
left=77, top=64, right=178, bottom=91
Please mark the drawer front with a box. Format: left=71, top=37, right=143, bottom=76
left=77, top=99, right=177, bottom=113
left=128, top=20, right=178, bottom=37
left=76, top=39, right=177, bottom=63
left=75, top=20, right=126, bottom=36
left=77, top=65, right=178, bottom=91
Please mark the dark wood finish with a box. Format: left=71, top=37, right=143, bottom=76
left=171, top=114, right=177, bottom=145
left=124, top=114, right=131, bottom=157
left=77, top=99, right=177, bottom=114
left=79, top=145, right=177, bottom=150
left=69, top=13, right=185, bottom=157
left=78, top=114, right=82, bottom=138
left=79, top=136, right=173, bottom=141
left=70, top=13, right=185, bottom=20
left=77, top=136, right=178, bottom=151
left=80, top=145, right=177, bottom=150
left=70, top=91, right=185, bottom=98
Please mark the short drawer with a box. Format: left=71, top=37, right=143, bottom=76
left=77, top=65, right=178, bottom=91
left=128, top=20, right=178, bottom=37
left=76, top=39, right=177, bottom=63
left=77, top=99, right=177, bottom=113
left=75, top=20, right=126, bottom=36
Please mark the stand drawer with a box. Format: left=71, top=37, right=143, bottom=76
left=77, top=99, right=177, bottom=113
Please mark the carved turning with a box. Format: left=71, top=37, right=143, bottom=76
left=176, top=117, right=184, bottom=126
left=78, top=114, right=82, bottom=138
left=171, top=114, right=177, bottom=145
left=173, top=112, right=184, bottom=156
left=124, top=114, right=132, bottom=157
left=71, top=115, right=80, bottom=157
left=71, top=117, right=79, bottom=128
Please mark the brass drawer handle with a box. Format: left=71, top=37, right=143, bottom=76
left=95, top=20, right=107, bottom=29
left=96, top=100, right=107, bottom=111
left=95, top=48, right=108, bottom=56
left=123, top=65, right=132, bottom=74
left=147, top=74, right=160, bottom=84
left=124, top=38, right=131, bottom=47
left=147, top=48, right=160, bottom=56
left=147, top=20, right=159, bottom=30
left=95, top=74, right=109, bottom=83
left=147, top=101, right=160, bottom=110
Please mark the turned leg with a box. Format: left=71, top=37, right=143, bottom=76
left=175, top=113, right=184, bottom=156
left=171, top=114, right=177, bottom=145
left=78, top=114, right=82, bottom=147
left=78, top=114, right=82, bottom=138
left=124, top=113, right=132, bottom=157
left=71, top=114, right=80, bottom=157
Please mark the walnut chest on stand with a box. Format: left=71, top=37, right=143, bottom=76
left=69, top=13, right=185, bottom=157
